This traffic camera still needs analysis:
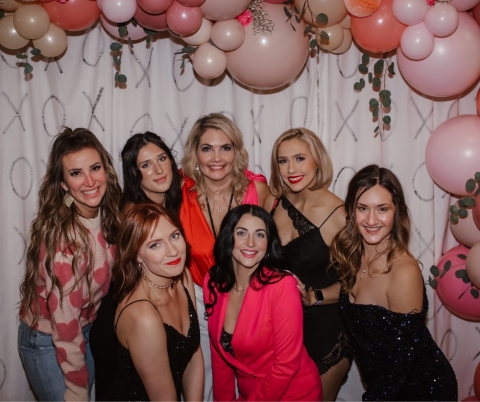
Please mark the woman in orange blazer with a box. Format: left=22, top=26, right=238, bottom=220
left=204, top=205, right=322, bottom=401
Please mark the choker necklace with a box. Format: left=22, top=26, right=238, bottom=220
left=141, top=269, right=173, bottom=290
left=206, top=191, right=234, bottom=238
left=233, top=284, right=247, bottom=292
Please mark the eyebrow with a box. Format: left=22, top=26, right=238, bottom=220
left=278, top=153, right=306, bottom=159
left=138, top=152, right=167, bottom=166
left=68, top=161, right=101, bottom=172
left=236, top=226, right=266, bottom=233
left=200, top=142, right=232, bottom=147
left=357, top=203, right=391, bottom=207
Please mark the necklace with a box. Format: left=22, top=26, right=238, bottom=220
left=233, top=284, right=247, bottom=292
left=206, top=191, right=234, bottom=238
left=141, top=269, right=173, bottom=289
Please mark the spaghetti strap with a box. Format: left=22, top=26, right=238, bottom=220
left=114, top=299, right=157, bottom=332
left=318, top=204, right=344, bottom=229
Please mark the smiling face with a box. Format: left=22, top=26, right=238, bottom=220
left=355, top=184, right=396, bottom=246
left=231, top=213, right=268, bottom=273
left=277, top=138, right=318, bottom=193
left=196, top=128, right=235, bottom=185
left=137, top=142, right=173, bottom=205
left=61, top=147, right=107, bottom=219
left=137, top=216, right=187, bottom=285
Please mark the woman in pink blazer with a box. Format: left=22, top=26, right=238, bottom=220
left=204, top=205, right=322, bottom=401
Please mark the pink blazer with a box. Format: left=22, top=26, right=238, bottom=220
left=203, top=273, right=322, bottom=401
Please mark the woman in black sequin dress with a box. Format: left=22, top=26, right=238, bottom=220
left=104, top=203, right=203, bottom=401
left=269, top=128, right=353, bottom=401
left=330, top=165, right=457, bottom=401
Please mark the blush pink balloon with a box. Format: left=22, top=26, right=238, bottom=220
left=211, top=19, right=244, bottom=51
left=226, top=2, right=309, bottom=90
left=192, top=41, right=227, bottom=79
left=450, top=199, right=480, bottom=247
left=450, top=0, right=480, bottom=11
left=397, top=12, right=480, bottom=98
left=0, top=0, right=22, bottom=12
left=392, top=0, right=428, bottom=26
left=350, top=0, right=407, bottom=53
left=166, top=1, right=202, bottom=35
left=137, top=0, right=173, bottom=14
left=424, top=3, right=459, bottom=37
left=200, top=0, right=250, bottom=21
left=400, top=22, right=435, bottom=60
left=466, top=241, right=480, bottom=289
left=177, top=0, right=205, bottom=6
left=477, top=88, right=480, bottom=116
left=134, top=7, right=168, bottom=31
left=474, top=3, right=480, bottom=25
left=181, top=17, right=211, bottom=45
left=473, top=194, right=480, bottom=230
left=264, top=0, right=284, bottom=2
left=100, top=14, right=147, bottom=40
left=435, top=244, right=480, bottom=321
left=101, top=0, right=136, bottom=23
left=425, top=115, right=480, bottom=196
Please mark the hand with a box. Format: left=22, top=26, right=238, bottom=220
left=289, top=272, right=314, bottom=307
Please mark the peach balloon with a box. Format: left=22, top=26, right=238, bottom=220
left=475, top=361, right=480, bottom=399
left=435, top=244, right=480, bottom=321
left=450, top=200, right=480, bottom=247
left=42, top=0, right=100, bottom=31
left=166, top=1, right=202, bottom=35
left=316, top=24, right=344, bottom=51
left=294, top=0, right=347, bottom=27
left=14, top=4, right=50, bottom=40
left=182, top=17, right=211, bottom=45
left=339, top=14, right=351, bottom=29
left=466, top=241, right=480, bottom=289
left=226, top=2, right=309, bottom=90
left=344, top=0, right=381, bottom=18
left=330, top=28, right=353, bottom=54
left=0, top=0, right=22, bottom=12
left=137, top=0, right=173, bottom=15
left=177, top=0, right=205, bottom=6
left=200, top=0, right=250, bottom=21
left=0, top=15, right=29, bottom=49
left=210, top=19, right=244, bottom=51
left=32, top=23, right=67, bottom=57
left=192, top=41, right=227, bottom=79
left=473, top=194, right=480, bottom=230
left=134, top=7, right=168, bottom=31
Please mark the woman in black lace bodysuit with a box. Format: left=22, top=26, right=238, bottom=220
left=269, top=128, right=353, bottom=401
left=330, top=165, right=457, bottom=401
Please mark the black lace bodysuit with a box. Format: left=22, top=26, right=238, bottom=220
left=104, top=288, right=200, bottom=401
left=272, top=196, right=353, bottom=374
left=339, top=290, right=458, bottom=401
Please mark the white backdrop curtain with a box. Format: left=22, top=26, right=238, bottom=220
left=0, top=23, right=478, bottom=400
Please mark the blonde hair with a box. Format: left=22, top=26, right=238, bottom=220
left=182, top=113, right=249, bottom=205
left=270, top=128, right=333, bottom=198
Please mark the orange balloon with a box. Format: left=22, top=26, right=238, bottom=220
left=350, top=0, right=406, bottom=54
left=345, top=0, right=381, bottom=18
left=42, top=0, right=100, bottom=31
left=475, top=360, right=480, bottom=399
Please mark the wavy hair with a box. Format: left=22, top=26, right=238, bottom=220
left=113, top=203, right=189, bottom=302
left=330, top=165, right=412, bottom=294
left=205, top=204, right=287, bottom=316
left=120, top=132, right=182, bottom=214
left=270, top=128, right=333, bottom=198
left=182, top=113, right=249, bottom=206
left=19, top=127, right=122, bottom=327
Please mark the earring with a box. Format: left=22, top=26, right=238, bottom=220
left=63, top=192, right=74, bottom=208
left=137, top=261, right=142, bottom=270
left=195, top=164, right=200, bottom=171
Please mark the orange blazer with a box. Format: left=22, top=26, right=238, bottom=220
left=203, top=273, right=322, bottom=401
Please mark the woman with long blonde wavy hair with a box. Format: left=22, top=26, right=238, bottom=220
left=18, top=127, right=121, bottom=401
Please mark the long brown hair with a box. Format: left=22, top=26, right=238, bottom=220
left=330, top=165, right=412, bottom=293
left=114, top=203, right=189, bottom=302
left=19, top=128, right=122, bottom=327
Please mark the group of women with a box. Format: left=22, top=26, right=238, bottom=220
left=17, top=114, right=458, bottom=401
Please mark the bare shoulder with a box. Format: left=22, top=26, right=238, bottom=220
left=254, top=180, right=272, bottom=209
left=118, top=298, right=163, bottom=331
left=263, top=193, right=276, bottom=213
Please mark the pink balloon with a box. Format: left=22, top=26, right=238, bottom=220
left=397, top=12, right=480, bottom=98
left=392, top=0, right=428, bottom=26
left=134, top=7, right=168, bottom=31
left=424, top=3, right=459, bottom=37
left=473, top=194, right=480, bottom=230
left=166, top=1, right=202, bottom=35
left=100, top=14, right=147, bottom=40
left=101, top=0, right=136, bottom=23
left=211, top=19, right=244, bottom=51
left=400, top=22, right=435, bottom=60
left=192, top=41, right=227, bottom=79
left=177, top=0, right=205, bottom=6
left=226, top=3, right=308, bottom=90
left=435, top=244, right=480, bottom=321
left=200, top=0, right=250, bottom=21
left=181, top=17, right=211, bottom=45
left=450, top=199, right=480, bottom=247
left=474, top=3, right=480, bottom=25
left=450, top=0, right=480, bottom=12
left=466, top=241, right=480, bottom=289
left=425, top=115, right=480, bottom=196
left=137, top=0, right=173, bottom=15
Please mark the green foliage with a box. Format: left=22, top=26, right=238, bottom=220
left=316, top=13, right=328, bottom=25
left=24, top=63, right=33, bottom=74
left=449, top=173, right=480, bottom=222
left=31, top=48, right=41, bottom=56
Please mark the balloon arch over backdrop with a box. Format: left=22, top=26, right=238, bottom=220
left=2, top=0, right=480, bottom=400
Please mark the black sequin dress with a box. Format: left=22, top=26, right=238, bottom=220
left=104, top=288, right=200, bottom=401
left=273, top=197, right=353, bottom=374
left=339, top=290, right=458, bottom=401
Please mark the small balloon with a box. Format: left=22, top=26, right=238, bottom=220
left=134, top=7, right=168, bottom=31
left=316, top=24, right=344, bottom=51
left=0, top=14, right=29, bottom=49
left=200, top=0, right=250, bottom=21
left=424, top=3, right=459, bottom=38
left=192, top=41, right=227, bottom=79
left=137, top=0, right=173, bottom=15
left=182, top=17, right=211, bottom=45
left=32, top=23, right=67, bottom=57
left=450, top=199, right=480, bottom=247
left=166, top=1, right=202, bottom=35
left=177, top=0, right=205, bottom=6
left=0, top=0, right=22, bottom=12
left=14, top=4, right=50, bottom=40
left=344, top=0, right=381, bottom=18
left=339, top=14, right=351, bottom=29
left=101, top=0, right=136, bottom=23
left=42, top=0, right=100, bottom=31
left=392, top=0, right=429, bottom=26
left=210, top=19, right=244, bottom=51
left=329, top=28, right=353, bottom=54
left=473, top=194, right=480, bottom=230
left=400, top=22, right=435, bottom=60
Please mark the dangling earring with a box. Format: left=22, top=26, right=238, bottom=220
left=137, top=261, right=143, bottom=270
left=195, top=164, right=200, bottom=171
left=63, top=192, right=74, bottom=208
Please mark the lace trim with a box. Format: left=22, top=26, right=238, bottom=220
left=316, top=331, right=353, bottom=375
left=220, top=327, right=235, bottom=357
left=280, top=196, right=315, bottom=236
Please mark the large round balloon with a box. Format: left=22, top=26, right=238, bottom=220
left=134, top=7, right=168, bottom=31
left=392, top=0, right=428, bottom=26
left=166, top=1, right=202, bottom=36
left=449, top=199, right=480, bottom=247
left=42, top=0, right=100, bottom=31
left=400, top=22, right=435, bottom=61
left=350, top=0, right=407, bottom=53
left=435, top=244, right=480, bottom=321
left=32, top=23, right=67, bottom=57
left=344, top=0, right=381, bottom=18
left=450, top=0, right=480, bottom=12
left=425, top=115, right=480, bottom=196
left=192, top=41, right=227, bottom=79
left=226, top=3, right=309, bottom=90
left=0, top=0, right=22, bottom=12
left=100, top=14, right=148, bottom=40
left=0, top=15, right=30, bottom=49
left=178, top=0, right=205, bottom=6
left=200, top=0, right=250, bottom=21
left=398, top=12, right=480, bottom=98
left=294, top=0, right=347, bottom=27
left=466, top=241, right=480, bottom=289
left=14, top=4, right=50, bottom=40
left=101, top=0, right=136, bottom=23
left=137, top=0, right=173, bottom=15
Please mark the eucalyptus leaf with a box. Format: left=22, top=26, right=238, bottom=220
left=383, top=115, right=391, bottom=125
left=449, top=205, right=459, bottom=214
left=359, top=78, right=365, bottom=88
left=374, top=126, right=379, bottom=133
left=383, top=97, right=391, bottom=108
left=368, top=72, right=372, bottom=82
left=304, top=25, right=312, bottom=34
left=118, top=25, right=127, bottom=38
left=388, top=62, right=395, bottom=74
left=316, top=13, right=328, bottom=25
left=450, top=214, right=459, bottom=224
left=113, top=56, right=121, bottom=66
left=369, top=98, right=379, bottom=108
left=463, top=196, right=475, bottom=207
left=131, top=18, right=138, bottom=27
left=430, top=265, right=439, bottom=277
left=372, top=77, right=381, bottom=87
left=24, top=63, right=33, bottom=74
left=457, top=254, right=467, bottom=260
left=471, top=288, right=479, bottom=299
left=372, top=108, right=379, bottom=118
left=353, top=82, right=362, bottom=91
left=110, top=42, right=122, bottom=51
left=358, top=64, right=368, bottom=74
left=320, top=31, right=329, bottom=42
left=115, top=71, right=119, bottom=80
left=462, top=276, right=470, bottom=284
left=0, top=10, right=4, bottom=19
left=117, top=74, right=127, bottom=83
left=146, top=36, right=151, bottom=44
left=444, top=260, right=451, bottom=271
left=466, top=178, right=476, bottom=193
left=291, top=22, right=297, bottom=30
left=16, top=54, right=28, bottom=59
left=31, top=48, right=41, bottom=56
left=455, top=269, right=466, bottom=278
left=309, top=38, right=317, bottom=49
left=475, top=172, right=480, bottom=182
left=374, top=59, right=384, bottom=75
left=284, top=6, right=292, bottom=18
left=385, top=90, right=391, bottom=96
left=429, top=278, right=437, bottom=289
left=459, top=199, right=466, bottom=208
left=440, top=270, right=447, bottom=278
left=144, top=28, right=158, bottom=35
left=362, top=53, right=369, bottom=65
left=128, top=37, right=134, bottom=48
